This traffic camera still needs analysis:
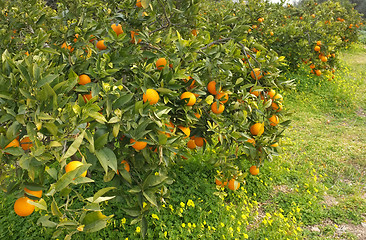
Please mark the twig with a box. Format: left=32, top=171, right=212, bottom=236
left=199, top=38, right=233, bottom=50
left=149, top=0, right=171, bottom=35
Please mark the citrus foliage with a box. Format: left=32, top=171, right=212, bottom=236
left=0, top=0, right=362, bottom=238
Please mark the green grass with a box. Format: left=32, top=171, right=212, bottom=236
left=1, top=44, right=366, bottom=239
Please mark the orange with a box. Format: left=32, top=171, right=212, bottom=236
left=215, top=178, right=227, bottom=187
left=156, top=58, right=167, bottom=70
left=5, top=138, right=20, bottom=150
left=321, top=56, right=327, bottom=62
left=194, top=137, right=204, bottom=147
left=247, top=138, right=256, bottom=146
left=269, top=115, right=279, bottom=126
left=178, top=126, right=190, bottom=138
left=65, top=161, right=87, bottom=177
left=165, top=122, right=175, bottom=133
left=310, top=64, right=315, bottom=69
left=311, top=14, right=315, bottom=18
left=211, top=102, right=225, bottom=114
left=121, top=160, right=130, bottom=172
left=143, top=89, right=159, bottom=105
left=194, top=112, right=201, bottom=119
left=136, top=0, right=142, bottom=7
left=250, top=123, right=264, bottom=136
left=130, top=30, right=142, bottom=43
left=314, top=46, right=320, bottom=52
left=250, top=68, right=262, bottom=80
left=82, top=92, right=93, bottom=102
left=250, top=87, right=260, bottom=97
left=316, top=41, right=321, bottom=46
left=130, top=138, right=147, bottom=150
left=258, top=18, right=264, bottom=23
left=215, top=92, right=229, bottom=103
left=61, top=42, right=74, bottom=52
left=315, top=69, right=322, bottom=76
left=191, top=29, right=198, bottom=36
left=249, top=165, right=259, bottom=175
left=111, top=23, right=123, bottom=36
left=73, top=34, right=79, bottom=43
left=25, top=51, right=29, bottom=56
left=271, top=142, right=279, bottom=147
left=228, top=179, right=240, bottom=191
left=20, top=137, right=33, bottom=151
left=187, top=139, right=196, bottom=149
left=267, top=89, right=276, bottom=98
left=79, top=74, right=91, bottom=85
left=273, top=93, right=283, bottom=102
left=207, top=81, right=221, bottom=95
left=24, top=187, right=42, bottom=198
left=270, top=31, right=274, bottom=36
left=96, top=40, right=107, bottom=50
left=271, top=102, right=283, bottom=112
left=180, top=92, right=196, bottom=106
left=14, top=197, right=34, bottom=217
left=299, top=16, right=303, bottom=20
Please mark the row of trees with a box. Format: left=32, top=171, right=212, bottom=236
left=0, top=0, right=363, bottom=238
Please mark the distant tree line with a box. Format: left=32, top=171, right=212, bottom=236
left=294, top=0, right=365, bottom=17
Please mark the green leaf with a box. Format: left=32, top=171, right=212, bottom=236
left=61, top=130, right=85, bottom=161
left=95, top=147, right=117, bottom=173
left=88, top=111, right=107, bottom=123
left=143, top=174, right=168, bottom=188
left=37, top=216, right=57, bottom=228
left=113, top=93, right=134, bottom=108
left=44, top=122, right=58, bottom=136
left=51, top=200, right=62, bottom=217
left=54, top=164, right=90, bottom=192
left=143, top=190, right=158, bottom=207
left=40, top=48, right=60, bottom=55
left=122, top=207, right=141, bottom=217
left=94, top=132, right=109, bottom=150
left=92, top=187, right=116, bottom=202
left=28, top=199, right=47, bottom=210
left=36, top=74, right=58, bottom=88
left=141, top=0, right=150, bottom=9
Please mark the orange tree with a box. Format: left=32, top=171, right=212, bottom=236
left=1, top=0, right=293, bottom=238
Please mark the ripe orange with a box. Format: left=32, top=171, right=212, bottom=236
left=143, top=89, right=159, bottom=105
left=5, top=138, right=20, bottom=150
left=61, top=42, right=74, bottom=52
left=96, top=40, right=107, bottom=50
left=111, top=23, right=123, bottom=36
left=269, top=115, right=279, bottom=126
left=249, top=165, right=259, bottom=175
left=194, top=112, right=201, bottom=119
left=187, top=139, right=196, bottom=149
left=83, top=92, right=93, bottom=102
left=136, top=0, right=142, bottom=7
left=258, top=18, right=264, bottom=23
left=180, top=92, right=196, bottom=106
left=130, top=138, right=147, bottom=150
left=156, top=58, right=167, bottom=70
left=207, top=81, right=221, bottom=95
left=191, top=29, right=198, bottom=36
left=25, top=51, right=29, bottom=56
left=20, top=137, right=33, bottom=151
left=121, top=160, right=130, bottom=172
left=194, top=137, right=205, bottom=147
left=314, top=46, right=320, bottom=52
left=247, top=138, right=256, bottom=146
left=270, top=31, right=274, bottom=36
left=271, top=142, right=279, bottom=147
left=228, top=179, right=240, bottom=191
left=250, top=68, right=262, bottom=80
left=79, top=74, right=91, bottom=85
left=211, top=102, right=225, bottom=114
left=14, top=197, right=34, bottom=217
left=250, top=88, right=260, bottom=97
left=130, top=30, right=142, bottom=43
left=267, top=89, right=276, bottom=98
left=178, top=126, right=190, bottom=138
left=316, top=41, right=321, bottom=46
left=271, top=102, right=283, bottom=112
left=315, top=69, right=322, bottom=76
left=310, top=64, right=315, bottom=69
left=65, top=161, right=87, bottom=177
left=250, top=123, right=264, bottom=136
left=73, top=34, right=79, bottom=43
left=321, top=56, right=327, bottom=62
left=24, top=187, right=42, bottom=198
left=215, top=92, right=229, bottom=103
left=215, top=178, right=227, bottom=187
left=311, top=14, right=315, bottom=18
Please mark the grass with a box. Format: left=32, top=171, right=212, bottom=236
left=1, top=44, right=366, bottom=239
